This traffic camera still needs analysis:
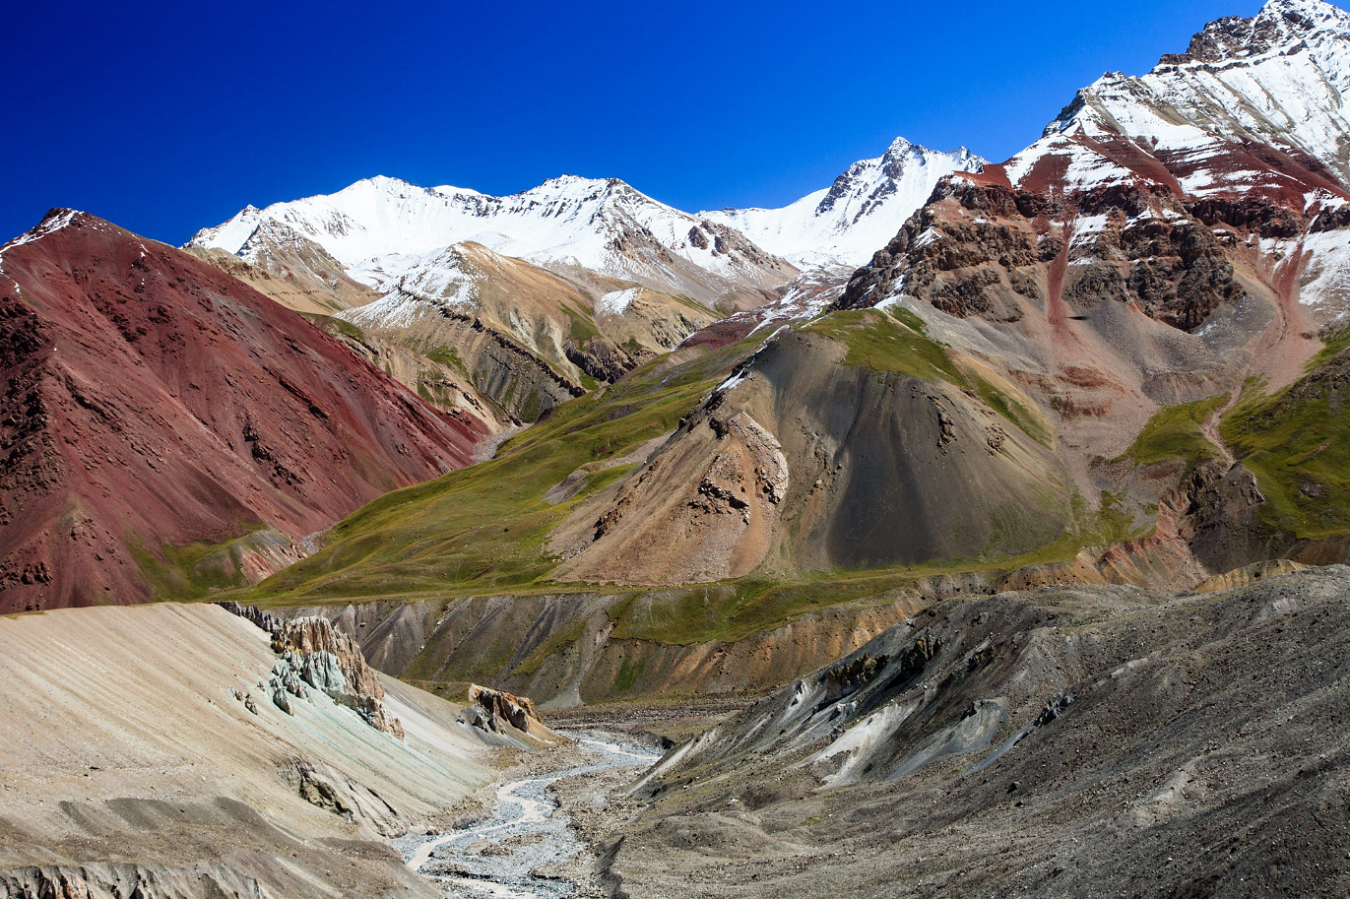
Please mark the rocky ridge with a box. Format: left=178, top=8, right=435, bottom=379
left=704, top=138, right=986, bottom=269
left=190, top=174, right=798, bottom=307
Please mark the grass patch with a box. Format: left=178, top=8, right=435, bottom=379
left=1122, top=394, right=1228, bottom=469
left=426, top=345, right=467, bottom=375
left=613, top=654, right=647, bottom=694
left=561, top=303, right=600, bottom=344
left=805, top=309, right=963, bottom=382
left=803, top=309, right=1051, bottom=445
left=890, top=306, right=929, bottom=335
left=234, top=337, right=763, bottom=605
left=300, top=312, right=366, bottom=342
left=128, top=524, right=273, bottom=601
left=1221, top=361, right=1350, bottom=539
left=609, top=575, right=913, bottom=645
left=511, top=615, right=589, bottom=678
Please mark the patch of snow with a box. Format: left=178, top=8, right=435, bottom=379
left=1295, top=230, right=1350, bottom=309
left=596, top=287, right=641, bottom=316
left=0, top=209, right=81, bottom=279
left=701, top=138, right=985, bottom=268
left=912, top=227, right=942, bottom=249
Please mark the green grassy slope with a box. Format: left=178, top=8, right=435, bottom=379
left=240, top=338, right=761, bottom=604
left=1222, top=338, right=1350, bottom=540
left=229, top=308, right=1089, bottom=625
left=1123, top=394, right=1228, bottom=469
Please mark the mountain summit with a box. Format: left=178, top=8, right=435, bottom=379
left=1049, top=0, right=1350, bottom=185
left=703, top=138, right=986, bottom=269
left=190, top=174, right=797, bottom=304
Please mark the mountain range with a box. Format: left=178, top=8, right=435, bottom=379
left=7, top=0, right=1350, bottom=614
left=7, top=2, right=1350, bottom=897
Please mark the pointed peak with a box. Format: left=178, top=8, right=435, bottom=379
left=877, top=137, right=986, bottom=170
left=1175, top=0, right=1350, bottom=64
left=39, top=208, right=84, bottom=229
left=539, top=173, right=623, bottom=190
left=950, top=146, right=989, bottom=168
left=1261, top=0, right=1346, bottom=19
left=360, top=174, right=415, bottom=189
left=28, top=208, right=84, bottom=238
left=2, top=209, right=93, bottom=253
left=883, top=135, right=917, bottom=156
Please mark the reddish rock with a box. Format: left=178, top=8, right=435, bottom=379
left=0, top=210, right=490, bottom=612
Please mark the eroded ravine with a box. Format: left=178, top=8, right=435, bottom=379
left=402, top=731, right=660, bottom=898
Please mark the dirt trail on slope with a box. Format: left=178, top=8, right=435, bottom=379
left=1199, top=386, right=1241, bottom=471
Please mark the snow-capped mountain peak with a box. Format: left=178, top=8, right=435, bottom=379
left=1182, top=0, right=1350, bottom=63
left=701, top=138, right=986, bottom=270
left=844, top=0, right=1350, bottom=325
left=1029, top=0, right=1350, bottom=187
left=189, top=173, right=797, bottom=304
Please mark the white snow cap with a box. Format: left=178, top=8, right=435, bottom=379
left=701, top=138, right=986, bottom=269
left=188, top=171, right=791, bottom=292
left=1000, top=0, right=1350, bottom=195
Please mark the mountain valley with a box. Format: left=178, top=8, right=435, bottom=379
left=8, top=1, right=1350, bottom=896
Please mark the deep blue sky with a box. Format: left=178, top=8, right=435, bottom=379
left=2, top=0, right=1270, bottom=245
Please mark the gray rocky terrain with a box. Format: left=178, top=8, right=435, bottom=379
left=594, top=566, right=1350, bottom=898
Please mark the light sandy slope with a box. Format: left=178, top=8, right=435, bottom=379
left=184, top=228, right=382, bottom=316
left=0, top=603, right=492, bottom=898
left=338, top=242, right=721, bottom=407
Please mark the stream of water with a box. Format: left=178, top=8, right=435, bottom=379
left=401, top=731, right=660, bottom=899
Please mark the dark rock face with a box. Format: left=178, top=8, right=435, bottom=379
left=564, top=336, right=654, bottom=384
left=620, top=567, right=1350, bottom=898
left=838, top=178, right=1250, bottom=331
left=1175, top=1, right=1339, bottom=64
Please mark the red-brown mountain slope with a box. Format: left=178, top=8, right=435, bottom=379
left=0, top=210, right=489, bottom=612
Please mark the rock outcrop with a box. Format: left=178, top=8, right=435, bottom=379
left=221, top=603, right=403, bottom=737
left=463, top=684, right=549, bottom=739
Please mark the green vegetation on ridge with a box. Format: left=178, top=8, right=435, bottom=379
left=129, top=524, right=279, bottom=601
left=803, top=308, right=1051, bottom=445
left=1222, top=359, right=1350, bottom=539
left=1123, top=394, right=1228, bottom=469
left=238, top=338, right=762, bottom=604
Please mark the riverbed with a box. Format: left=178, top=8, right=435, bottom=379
left=401, top=730, right=660, bottom=898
